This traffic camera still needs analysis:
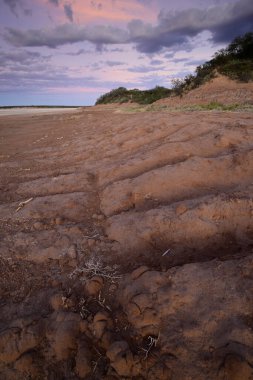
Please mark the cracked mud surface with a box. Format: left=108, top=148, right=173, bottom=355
left=0, top=98, right=253, bottom=379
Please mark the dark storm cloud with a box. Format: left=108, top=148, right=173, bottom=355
left=4, top=24, right=129, bottom=48
left=127, top=15, right=195, bottom=53
left=211, top=11, right=253, bottom=43
left=4, top=0, right=253, bottom=52
left=64, top=3, right=73, bottom=22
left=129, top=0, right=253, bottom=52
left=157, top=0, right=253, bottom=45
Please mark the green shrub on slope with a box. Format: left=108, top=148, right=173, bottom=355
left=96, top=32, right=253, bottom=105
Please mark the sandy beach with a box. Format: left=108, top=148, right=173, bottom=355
left=0, top=107, right=79, bottom=117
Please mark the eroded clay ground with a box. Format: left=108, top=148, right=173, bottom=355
left=0, top=104, right=253, bottom=379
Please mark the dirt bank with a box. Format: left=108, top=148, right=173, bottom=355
left=155, top=75, right=253, bottom=107
left=0, top=87, right=253, bottom=379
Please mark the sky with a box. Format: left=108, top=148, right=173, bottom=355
left=0, top=0, right=252, bottom=106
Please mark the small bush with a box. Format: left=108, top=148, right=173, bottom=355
left=220, top=60, right=253, bottom=82
left=175, top=32, right=253, bottom=93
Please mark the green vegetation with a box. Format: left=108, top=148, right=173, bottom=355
left=95, top=86, right=172, bottom=105
left=147, top=102, right=253, bottom=113
left=96, top=32, right=253, bottom=105
left=172, top=32, right=253, bottom=95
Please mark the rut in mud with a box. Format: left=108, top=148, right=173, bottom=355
left=0, top=101, right=252, bottom=379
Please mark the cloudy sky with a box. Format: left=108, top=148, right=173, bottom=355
left=0, top=0, right=252, bottom=105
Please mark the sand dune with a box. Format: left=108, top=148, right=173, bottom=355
left=156, top=75, right=253, bottom=107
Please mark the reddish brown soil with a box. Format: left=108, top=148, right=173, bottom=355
left=156, top=75, right=253, bottom=107
left=0, top=80, right=253, bottom=379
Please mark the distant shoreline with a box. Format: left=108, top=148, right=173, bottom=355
left=0, top=105, right=83, bottom=109
left=0, top=107, right=83, bottom=117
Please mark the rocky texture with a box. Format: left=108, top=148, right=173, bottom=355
left=106, top=189, right=253, bottom=257
left=0, top=257, right=252, bottom=379
left=0, top=82, right=253, bottom=379
left=115, top=255, right=253, bottom=379
left=101, top=150, right=253, bottom=216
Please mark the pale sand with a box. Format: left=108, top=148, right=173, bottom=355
left=0, top=107, right=79, bottom=116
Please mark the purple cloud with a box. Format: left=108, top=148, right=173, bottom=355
left=4, top=0, right=252, bottom=52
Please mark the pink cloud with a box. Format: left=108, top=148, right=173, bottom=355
left=69, top=0, right=156, bottom=24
